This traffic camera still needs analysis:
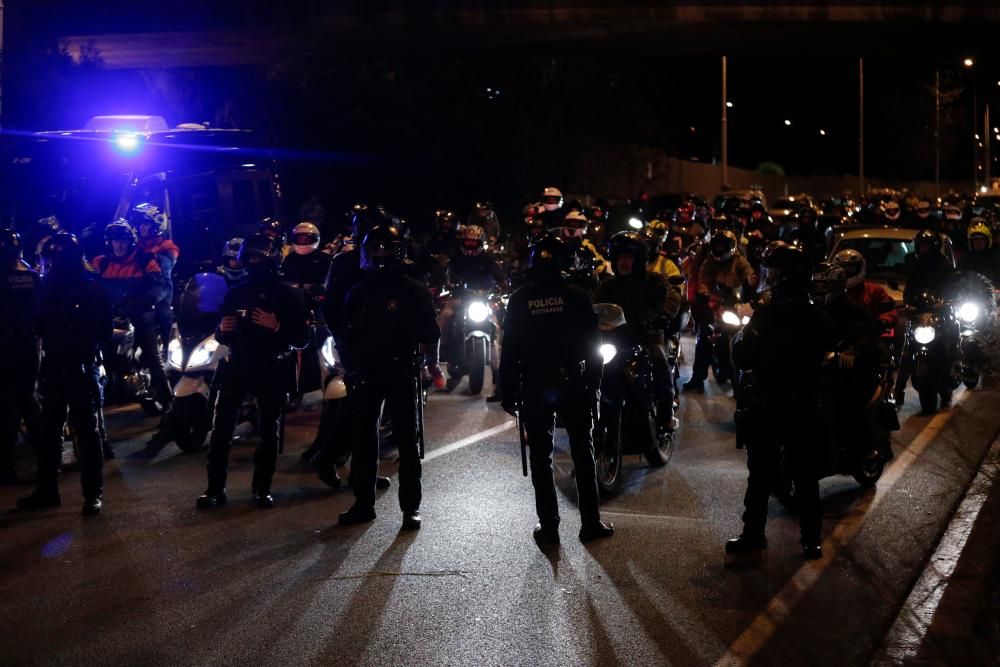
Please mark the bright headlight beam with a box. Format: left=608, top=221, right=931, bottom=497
left=167, top=337, right=183, bottom=369
left=599, top=343, right=618, bottom=365
left=721, top=310, right=741, bottom=326
left=187, top=338, right=219, bottom=369
left=959, top=302, right=980, bottom=323
left=467, top=301, right=490, bottom=323
left=628, top=218, right=643, bottom=230
left=913, top=326, right=936, bottom=345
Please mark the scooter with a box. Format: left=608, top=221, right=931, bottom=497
left=163, top=273, right=230, bottom=452
left=592, top=303, right=677, bottom=495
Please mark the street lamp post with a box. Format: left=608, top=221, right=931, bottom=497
left=721, top=55, right=728, bottom=189
left=935, top=67, right=941, bottom=196
left=859, top=57, right=865, bottom=196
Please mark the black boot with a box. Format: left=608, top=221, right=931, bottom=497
left=339, top=503, right=376, bottom=525
left=17, top=490, right=61, bottom=511
left=579, top=520, right=615, bottom=543
left=402, top=511, right=422, bottom=530
left=533, top=523, right=560, bottom=546
left=82, top=496, right=103, bottom=516
left=725, top=533, right=767, bottom=554
left=195, top=489, right=228, bottom=509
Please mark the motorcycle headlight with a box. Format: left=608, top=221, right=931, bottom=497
left=187, top=337, right=219, bottom=370
left=721, top=310, right=741, bottom=327
left=600, top=343, right=618, bottom=365
left=958, top=302, right=980, bottom=324
left=467, top=301, right=490, bottom=323
left=167, top=337, right=184, bottom=369
left=321, top=336, right=339, bottom=368
left=913, top=326, right=936, bottom=345
left=741, top=315, right=751, bottom=325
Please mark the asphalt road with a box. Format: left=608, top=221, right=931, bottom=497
left=2, top=336, right=999, bottom=666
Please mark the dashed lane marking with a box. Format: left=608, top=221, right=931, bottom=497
left=873, top=436, right=1000, bottom=665
left=715, top=394, right=965, bottom=667
left=422, top=421, right=515, bottom=463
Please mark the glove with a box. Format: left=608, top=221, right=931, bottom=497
left=839, top=350, right=856, bottom=370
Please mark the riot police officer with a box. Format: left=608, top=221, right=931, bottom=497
left=728, top=242, right=835, bottom=560
left=132, top=203, right=180, bottom=343
left=499, top=234, right=614, bottom=545
left=0, top=229, right=41, bottom=484
left=337, top=225, right=441, bottom=529
left=196, top=234, right=310, bottom=509
left=18, top=233, right=112, bottom=515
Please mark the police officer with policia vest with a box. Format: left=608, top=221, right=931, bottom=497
left=499, top=233, right=614, bottom=546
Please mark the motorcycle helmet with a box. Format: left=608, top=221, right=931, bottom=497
left=916, top=200, right=931, bottom=219
left=290, top=222, right=321, bottom=255
left=675, top=201, right=695, bottom=224
left=221, top=237, right=246, bottom=282
left=908, top=289, right=941, bottom=313
left=528, top=233, right=570, bottom=274
left=435, top=209, right=457, bottom=233
left=709, top=229, right=738, bottom=263
left=799, top=207, right=818, bottom=230
left=882, top=201, right=901, bottom=223
left=541, top=186, right=564, bottom=212
left=131, top=202, right=169, bottom=237
left=360, top=224, right=405, bottom=273
left=913, top=229, right=942, bottom=258
left=238, top=232, right=283, bottom=281
left=943, top=205, right=962, bottom=222
left=810, top=261, right=847, bottom=306
left=39, top=232, right=85, bottom=277
left=758, top=241, right=811, bottom=295
left=458, top=224, right=487, bottom=257
left=749, top=201, right=767, bottom=223
left=643, top=219, right=669, bottom=247
left=559, top=210, right=589, bottom=241
left=104, top=219, right=138, bottom=258
left=608, top=231, right=649, bottom=271
left=469, top=202, right=498, bottom=230
left=967, top=218, right=992, bottom=251
left=833, top=248, right=867, bottom=289
left=0, top=228, right=23, bottom=264
left=351, top=205, right=396, bottom=246
left=259, top=217, right=286, bottom=245
left=523, top=202, right=545, bottom=241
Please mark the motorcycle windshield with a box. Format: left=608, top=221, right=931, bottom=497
left=178, top=273, right=228, bottom=335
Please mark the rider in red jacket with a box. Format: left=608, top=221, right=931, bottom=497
left=834, top=249, right=898, bottom=333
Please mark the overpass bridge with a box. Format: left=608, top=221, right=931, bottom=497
left=51, top=2, right=1000, bottom=69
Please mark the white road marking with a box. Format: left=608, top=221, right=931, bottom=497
left=715, top=396, right=965, bottom=667
left=422, top=421, right=515, bottom=462
left=874, top=436, right=1000, bottom=665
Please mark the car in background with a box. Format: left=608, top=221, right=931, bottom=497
left=827, top=226, right=956, bottom=306
left=768, top=193, right=815, bottom=222
left=713, top=187, right=767, bottom=214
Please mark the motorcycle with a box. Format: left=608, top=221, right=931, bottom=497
left=445, top=285, right=501, bottom=395
left=592, top=303, right=677, bottom=495
left=903, top=291, right=961, bottom=414
left=736, top=347, right=896, bottom=508
left=954, top=273, right=997, bottom=390
left=163, top=273, right=230, bottom=452
left=101, top=312, right=163, bottom=416
left=710, top=284, right=752, bottom=393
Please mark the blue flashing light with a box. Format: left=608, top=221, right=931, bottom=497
left=113, top=132, right=141, bottom=154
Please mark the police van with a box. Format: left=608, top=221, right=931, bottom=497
left=0, top=114, right=281, bottom=276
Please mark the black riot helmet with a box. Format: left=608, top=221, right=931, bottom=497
left=607, top=231, right=649, bottom=266
left=0, top=228, right=23, bottom=265
left=810, top=261, right=847, bottom=306
left=913, top=229, right=942, bottom=259
left=259, top=217, right=286, bottom=245
left=351, top=205, right=397, bottom=245
left=435, top=209, right=458, bottom=233
left=360, top=224, right=405, bottom=273
left=39, top=232, right=85, bottom=278
left=758, top=241, right=811, bottom=296
left=528, top=233, right=570, bottom=276
left=238, top=233, right=283, bottom=281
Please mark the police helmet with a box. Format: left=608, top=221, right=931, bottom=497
left=361, top=224, right=405, bottom=273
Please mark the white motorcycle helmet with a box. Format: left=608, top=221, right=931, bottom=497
left=291, top=222, right=321, bottom=255
left=542, top=186, right=564, bottom=212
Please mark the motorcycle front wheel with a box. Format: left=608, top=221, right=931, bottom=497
left=918, top=388, right=938, bottom=414
left=171, top=393, right=210, bottom=453
left=852, top=454, right=886, bottom=488
left=595, top=405, right=623, bottom=495
left=467, top=337, right=487, bottom=396
left=645, top=408, right=676, bottom=467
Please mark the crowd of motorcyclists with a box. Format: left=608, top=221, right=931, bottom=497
left=2, top=183, right=999, bottom=556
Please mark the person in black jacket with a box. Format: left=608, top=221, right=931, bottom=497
left=337, top=225, right=441, bottom=530
left=958, top=219, right=1000, bottom=284
left=499, top=234, right=614, bottom=546
left=595, top=231, right=683, bottom=432
left=17, top=233, right=112, bottom=515
left=728, top=242, right=835, bottom=560
left=0, top=230, right=41, bottom=484
left=196, top=234, right=310, bottom=510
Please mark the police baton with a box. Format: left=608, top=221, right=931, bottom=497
left=414, top=351, right=426, bottom=460
left=516, top=372, right=528, bottom=477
